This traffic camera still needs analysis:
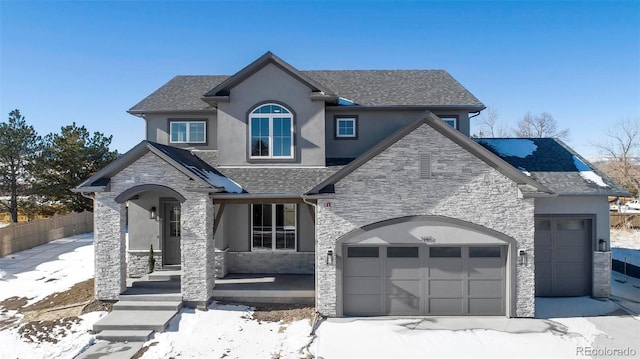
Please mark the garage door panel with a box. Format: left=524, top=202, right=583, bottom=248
left=469, top=280, right=503, bottom=297
left=345, top=277, right=380, bottom=295
left=387, top=279, right=420, bottom=296
left=555, top=262, right=587, bottom=275
left=429, top=280, right=463, bottom=297
left=535, top=218, right=591, bottom=297
left=555, top=233, right=588, bottom=248
left=469, top=298, right=503, bottom=315
left=344, top=243, right=506, bottom=316
left=344, top=295, right=381, bottom=315
left=386, top=259, right=421, bottom=278
left=387, top=297, right=420, bottom=315
left=429, top=259, right=463, bottom=278
left=429, top=298, right=464, bottom=315
left=345, top=259, right=380, bottom=276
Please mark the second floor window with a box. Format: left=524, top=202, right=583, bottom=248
left=249, top=103, right=293, bottom=159
left=170, top=120, right=206, bottom=143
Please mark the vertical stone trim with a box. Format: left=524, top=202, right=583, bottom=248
left=94, top=193, right=126, bottom=300
left=215, top=249, right=228, bottom=278
left=181, top=193, right=215, bottom=306
left=592, top=251, right=611, bottom=297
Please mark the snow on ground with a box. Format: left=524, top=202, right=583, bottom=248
left=0, top=312, right=101, bottom=359
left=0, top=233, right=105, bottom=359
left=312, top=316, right=602, bottom=359
left=0, top=232, right=94, bottom=304
left=610, top=229, right=640, bottom=267
left=140, top=303, right=312, bottom=359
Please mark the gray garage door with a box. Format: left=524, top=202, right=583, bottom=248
left=534, top=218, right=592, bottom=296
left=343, top=245, right=506, bottom=316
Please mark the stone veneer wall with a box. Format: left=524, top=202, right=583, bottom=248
left=315, top=124, right=536, bottom=317
left=94, top=151, right=216, bottom=304
left=127, top=251, right=162, bottom=278
left=226, top=252, right=314, bottom=274
left=593, top=251, right=611, bottom=297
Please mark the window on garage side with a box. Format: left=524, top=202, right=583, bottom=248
left=251, top=203, right=296, bottom=251
left=335, top=116, right=358, bottom=139
left=387, top=247, right=419, bottom=257
left=169, top=120, right=206, bottom=143
left=438, top=115, right=457, bottom=129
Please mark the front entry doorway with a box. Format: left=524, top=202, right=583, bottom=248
left=163, top=202, right=181, bottom=265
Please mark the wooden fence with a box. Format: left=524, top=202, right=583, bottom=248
left=0, top=211, right=93, bottom=257
left=610, top=213, right=640, bottom=229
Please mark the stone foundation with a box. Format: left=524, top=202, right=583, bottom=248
left=226, top=251, right=314, bottom=274
left=215, top=249, right=228, bottom=278
left=127, top=250, right=163, bottom=278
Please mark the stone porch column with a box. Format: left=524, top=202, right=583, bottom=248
left=181, top=193, right=215, bottom=308
left=93, top=193, right=126, bottom=300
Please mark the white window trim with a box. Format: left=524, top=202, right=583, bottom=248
left=251, top=204, right=297, bottom=251
left=249, top=104, right=294, bottom=159
left=336, top=117, right=357, bottom=138
left=169, top=120, right=206, bottom=143
left=439, top=116, right=457, bottom=129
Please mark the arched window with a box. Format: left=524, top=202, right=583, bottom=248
left=249, top=103, right=293, bottom=159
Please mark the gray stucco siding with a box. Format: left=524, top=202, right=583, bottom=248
left=217, top=63, right=326, bottom=166
left=144, top=113, right=217, bottom=150
left=127, top=191, right=165, bottom=251
left=315, top=123, right=535, bottom=317
left=325, top=109, right=471, bottom=159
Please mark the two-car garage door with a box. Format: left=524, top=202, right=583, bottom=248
left=343, top=245, right=506, bottom=316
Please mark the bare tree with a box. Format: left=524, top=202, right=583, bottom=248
left=514, top=112, right=570, bottom=139
left=473, top=106, right=510, bottom=138
left=594, top=117, right=640, bottom=196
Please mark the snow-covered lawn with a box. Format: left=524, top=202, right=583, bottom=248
left=1, top=231, right=640, bottom=359
left=0, top=233, right=104, bottom=359
left=611, top=228, right=640, bottom=267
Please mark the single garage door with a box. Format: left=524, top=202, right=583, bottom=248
left=534, top=218, right=592, bottom=296
left=343, top=245, right=506, bottom=316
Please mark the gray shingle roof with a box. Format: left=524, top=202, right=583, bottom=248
left=130, top=76, right=228, bottom=112
left=129, top=71, right=483, bottom=113
left=303, top=70, right=483, bottom=107
left=215, top=167, right=342, bottom=194
left=475, top=138, right=629, bottom=196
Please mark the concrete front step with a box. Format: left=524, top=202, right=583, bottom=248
left=131, top=279, right=181, bottom=289
left=148, top=271, right=181, bottom=281
left=95, top=329, right=153, bottom=342
left=113, top=300, right=183, bottom=311
left=119, top=287, right=182, bottom=302
left=93, top=310, right=178, bottom=332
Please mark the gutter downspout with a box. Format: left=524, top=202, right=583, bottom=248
left=301, top=194, right=319, bottom=316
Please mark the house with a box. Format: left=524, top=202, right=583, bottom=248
left=75, top=52, right=628, bottom=318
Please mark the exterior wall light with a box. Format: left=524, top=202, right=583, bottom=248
left=149, top=206, right=157, bottom=220
left=326, top=250, right=334, bottom=265
left=518, top=249, right=527, bottom=266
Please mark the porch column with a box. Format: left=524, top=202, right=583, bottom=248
left=93, top=192, right=126, bottom=300
left=181, top=192, right=215, bottom=307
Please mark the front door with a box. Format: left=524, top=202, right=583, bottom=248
left=163, top=202, right=181, bottom=265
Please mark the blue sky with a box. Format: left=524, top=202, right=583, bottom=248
left=1, top=0, right=638, bottom=158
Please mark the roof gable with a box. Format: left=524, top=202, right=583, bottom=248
left=74, top=141, right=244, bottom=193
left=201, top=52, right=335, bottom=104
left=307, top=111, right=550, bottom=195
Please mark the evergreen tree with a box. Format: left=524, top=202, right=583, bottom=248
left=34, top=123, right=118, bottom=212
left=0, top=110, right=41, bottom=222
